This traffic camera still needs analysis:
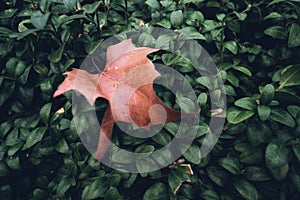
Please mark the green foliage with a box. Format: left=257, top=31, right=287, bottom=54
left=0, top=0, right=299, bottom=199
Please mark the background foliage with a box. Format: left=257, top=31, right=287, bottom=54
left=0, top=0, right=300, bottom=199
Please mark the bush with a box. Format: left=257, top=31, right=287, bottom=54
left=0, top=0, right=299, bottom=199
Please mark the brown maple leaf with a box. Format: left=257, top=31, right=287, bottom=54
left=53, top=39, right=198, bottom=161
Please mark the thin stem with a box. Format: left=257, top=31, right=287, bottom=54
left=124, top=0, right=128, bottom=26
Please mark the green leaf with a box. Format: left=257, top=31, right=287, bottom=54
left=257, top=105, right=271, bottom=121
left=266, top=141, right=289, bottom=169
left=56, top=176, right=75, bottom=195
left=63, top=0, right=76, bottom=11
left=234, top=97, right=257, bottom=111
left=145, top=0, right=161, bottom=10
left=233, top=66, right=252, bottom=76
left=234, top=11, right=247, bottom=20
left=265, top=141, right=289, bottom=180
left=151, top=130, right=171, bottom=146
left=247, top=121, right=270, bottom=146
left=227, top=107, right=254, bottom=124
left=104, top=187, right=120, bottom=200
left=40, top=103, right=52, bottom=124
left=233, top=179, right=258, bottom=200
left=48, top=43, right=66, bottom=63
left=206, top=166, right=228, bottom=187
left=218, top=156, right=241, bottom=175
left=270, top=108, right=295, bottom=127
left=183, top=144, right=201, bottom=164
left=168, top=166, right=191, bottom=194
left=143, top=183, right=168, bottom=200
left=240, top=148, right=263, bottom=164
left=288, top=23, right=300, bottom=48
left=224, top=41, right=238, bottom=55
left=201, top=190, right=220, bottom=200
left=244, top=166, right=271, bottom=181
left=31, top=11, right=50, bottom=29
left=6, top=156, right=20, bottom=170
left=33, top=189, right=48, bottom=199
left=82, top=1, right=102, bottom=14
left=55, top=139, right=69, bottom=153
left=81, top=177, right=108, bottom=199
left=264, top=26, right=287, bottom=39
left=278, top=65, right=300, bottom=89
left=260, top=84, right=275, bottom=105
left=170, top=10, right=183, bottom=28
left=264, top=12, right=282, bottom=20
left=24, top=127, right=47, bottom=149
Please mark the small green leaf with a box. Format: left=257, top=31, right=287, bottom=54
left=270, top=108, right=295, bottom=127
left=288, top=23, right=300, bottom=48
left=40, top=103, right=52, bottom=124
left=55, top=139, right=69, bottom=153
left=33, top=189, right=48, bottom=199
left=218, top=156, right=240, bottom=175
left=224, top=41, right=238, bottom=55
left=183, top=144, right=201, bottom=164
left=24, top=127, right=47, bottom=149
left=143, top=183, right=168, bottom=200
left=233, top=66, right=252, bottom=76
left=48, top=43, right=66, bottom=63
left=104, top=187, right=120, bottom=200
left=168, top=166, right=191, bottom=194
left=82, top=1, right=102, bottom=14
left=201, top=190, right=220, bottom=200
left=6, top=156, right=20, bottom=170
left=145, top=0, right=161, bottom=10
left=278, top=65, right=300, bottom=89
left=260, top=84, right=275, bottom=105
left=206, top=166, right=228, bottom=187
left=244, top=166, right=271, bottom=181
left=266, top=141, right=289, bottom=169
left=56, top=176, right=75, bottom=195
left=234, top=97, right=257, bottom=111
left=31, top=11, right=50, bottom=29
left=264, top=26, right=287, bottom=39
left=257, top=105, right=271, bottom=121
left=240, top=148, right=263, bottom=164
left=227, top=107, right=254, bottom=124
left=81, top=177, right=108, bottom=199
left=233, top=179, right=258, bottom=200
left=170, top=10, right=183, bottom=28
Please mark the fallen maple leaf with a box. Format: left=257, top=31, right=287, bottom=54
left=53, top=39, right=198, bottom=161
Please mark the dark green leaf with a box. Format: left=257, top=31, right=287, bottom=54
left=288, top=23, right=300, bottom=48
left=82, top=1, right=102, bottom=14
left=24, top=127, right=47, bottom=149
left=233, top=179, right=258, bottom=200
left=31, top=11, right=50, bottom=29
left=218, top=156, right=240, bottom=175
left=260, top=84, right=275, bottom=105
left=264, top=26, right=287, bottom=39
left=206, top=166, right=227, bottom=187
left=270, top=108, right=295, bottom=127
left=244, top=166, right=271, bottom=181
left=257, top=105, right=271, bottom=121
left=143, top=183, right=168, bottom=200
left=168, top=166, right=191, bottom=194
left=104, top=187, right=120, bottom=200
left=55, top=139, right=69, bottom=153
left=40, top=103, right=52, bottom=124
